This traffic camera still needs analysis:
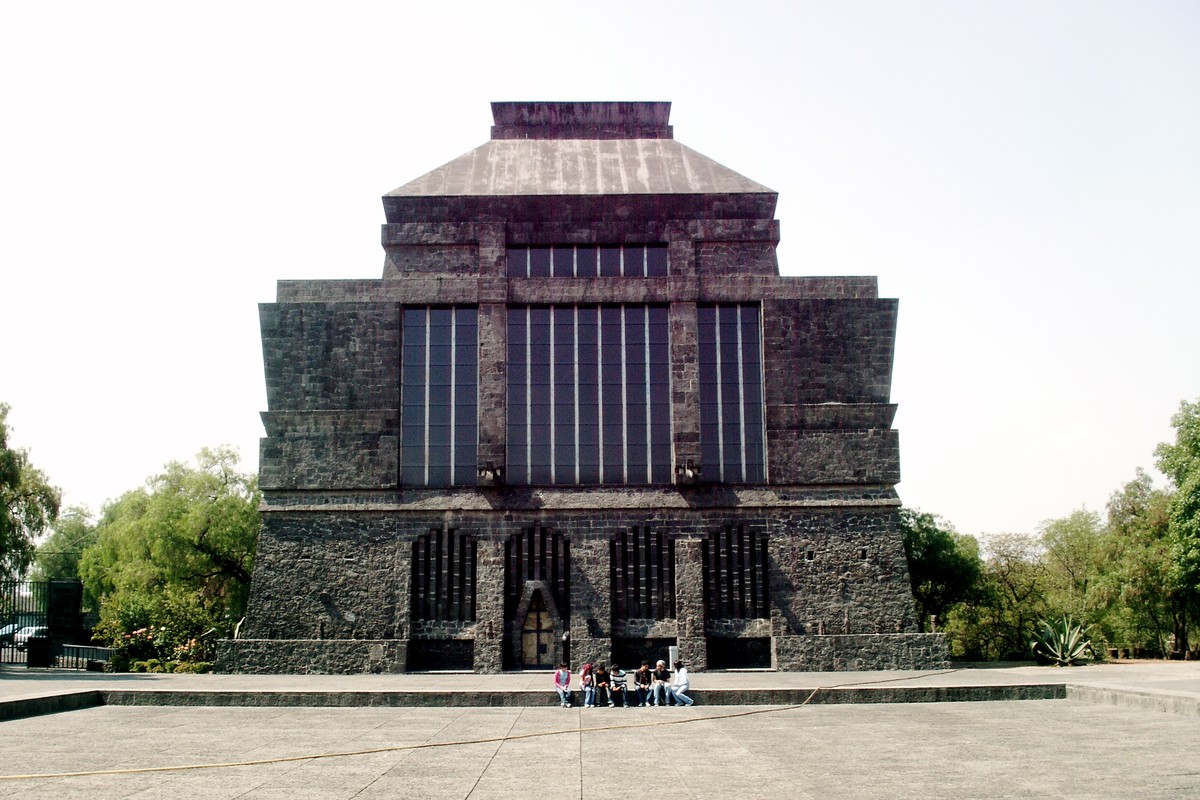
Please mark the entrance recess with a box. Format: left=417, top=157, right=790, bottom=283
left=520, top=592, right=554, bottom=668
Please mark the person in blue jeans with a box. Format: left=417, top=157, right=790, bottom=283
left=650, top=660, right=671, bottom=706
left=634, top=661, right=653, bottom=706
left=610, top=663, right=629, bottom=707
left=580, top=663, right=596, bottom=707
left=669, top=660, right=694, bottom=706
left=594, top=663, right=613, bottom=707
left=553, top=662, right=572, bottom=707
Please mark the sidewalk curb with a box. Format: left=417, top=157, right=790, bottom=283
left=1066, top=684, right=1200, bottom=717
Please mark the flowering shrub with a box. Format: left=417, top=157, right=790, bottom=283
left=94, top=589, right=222, bottom=672
left=104, top=625, right=170, bottom=672
left=127, top=659, right=213, bottom=674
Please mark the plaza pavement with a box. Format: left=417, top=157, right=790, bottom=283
left=1, top=662, right=1198, bottom=799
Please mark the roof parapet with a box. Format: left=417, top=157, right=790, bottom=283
left=490, top=101, right=673, bottom=140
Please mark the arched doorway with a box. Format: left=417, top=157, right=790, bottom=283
left=521, top=591, right=555, bottom=668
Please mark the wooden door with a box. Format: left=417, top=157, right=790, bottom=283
left=520, top=592, right=553, bottom=667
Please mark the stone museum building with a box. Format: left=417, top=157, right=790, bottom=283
left=217, top=101, right=948, bottom=674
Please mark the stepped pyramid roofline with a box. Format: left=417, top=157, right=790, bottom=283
left=386, top=101, right=774, bottom=198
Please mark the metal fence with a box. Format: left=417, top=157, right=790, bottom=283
left=0, top=579, right=102, bottom=668
left=0, top=580, right=49, bottom=664
left=59, top=644, right=115, bottom=670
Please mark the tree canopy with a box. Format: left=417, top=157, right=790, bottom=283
left=899, top=508, right=982, bottom=632
left=1153, top=399, right=1200, bottom=652
left=1101, top=469, right=1178, bottom=655
left=79, top=447, right=260, bottom=663
left=33, top=506, right=97, bottom=583
left=0, top=403, right=61, bottom=580
left=918, top=398, right=1200, bottom=661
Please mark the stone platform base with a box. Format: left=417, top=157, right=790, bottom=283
left=775, top=633, right=949, bottom=671
left=0, top=683, right=1070, bottom=723
left=216, top=639, right=407, bottom=675
left=216, top=634, right=948, bottom=674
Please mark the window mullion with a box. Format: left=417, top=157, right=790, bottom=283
left=549, top=306, right=556, bottom=485
left=423, top=307, right=431, bottom=486
left=598, top=306, right=605, bottom=484
left=737, top=304, right=748, bottom=482
left=573, top=306, right=580, bottom=484
left=644, top=308, right=652, bottom=484
left=525, top=308, right=532, bottom=486
left=714, top=306, right=724, bottom=483
left=620, top=306, right=628, bottom=484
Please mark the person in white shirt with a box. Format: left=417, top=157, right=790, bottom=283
left=669, top=659, right=694, bottom=706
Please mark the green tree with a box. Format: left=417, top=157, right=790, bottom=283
left=79, top=447, right=259, bottom=662
left=1154, top=399, right=1200, bottom=653
left=900, top=508, right=983, bottom=632
left=1039, top=509, right=1109, bottom=625
left=1102, top=469, right=1178, bottom=655
left=944, top=534, right=1048, bottom=661
left=0, top=403, right=61, bottom=580
left=33, top=506, right=97, bottom=581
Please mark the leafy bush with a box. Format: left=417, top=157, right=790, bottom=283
left=104, top=625, right=171, bottom=673
left=92, top=587, right=225, bottom=671
left=1031, top=616, right=1094, bottom=666
left=128, top=658, right=212, bottom=674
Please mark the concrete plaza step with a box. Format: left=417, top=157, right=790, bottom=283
left=3, top=662, right=1197, bottom=722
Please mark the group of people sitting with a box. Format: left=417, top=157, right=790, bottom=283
left=553, top=659, right=693, bottom=707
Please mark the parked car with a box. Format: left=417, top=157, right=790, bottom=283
left=0, top=623, right=21, bottom=643
left=13, top=626, right=49, bottom=650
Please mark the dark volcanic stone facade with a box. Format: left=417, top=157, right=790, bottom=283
left=217, top=102, right=947, bottom=674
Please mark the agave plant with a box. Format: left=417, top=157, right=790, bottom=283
left=1031, top=616, right=1094, bottom=666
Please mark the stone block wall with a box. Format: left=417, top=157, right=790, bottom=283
left=260, top=303, right=400, bottom=411
left=774, top=633, right=950, bottom=671
left=233, top=499, right=935, bottom=673
left=240, top=513, right=411, bottom=642
left=762, top=298, right=897, bottom=405
left=216, top=638, right=405, bottom=675
left=768, top=508, right=918, bottom=638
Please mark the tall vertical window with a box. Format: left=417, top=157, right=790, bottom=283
left=698, top=304, right=765, bottom=483
left=507, top=305, right=671, bottom=485
left=507, top=245, right=668, bottom=278
left=401, top=307, right=478, bottom=487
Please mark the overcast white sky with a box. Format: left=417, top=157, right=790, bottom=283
left=2, top=1, right=1197, bottom=538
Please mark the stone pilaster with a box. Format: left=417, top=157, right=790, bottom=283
left=674, top=537, right=707, bottom=670
left=667, top=209, right=701, bottom=482
left=476, top=303, right=507, bottom=476
left=569, top=536, right=612, bottom=667
left=476, top=223, right=507, bottom=480
left=389, top=536, right=413, bottom=671
left=473, top=538, right=506, bottom=673
left=669, top=301, right=701, bottom=477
